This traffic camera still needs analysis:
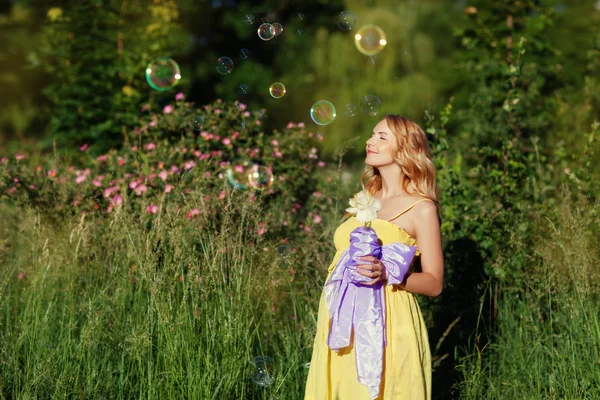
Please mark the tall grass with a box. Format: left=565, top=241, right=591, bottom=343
left=0, top=180, right=343, bottom=399
left=457, top=187, right=600, bottom=399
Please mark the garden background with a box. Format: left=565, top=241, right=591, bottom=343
left=1, top=0, right=599, bottom=399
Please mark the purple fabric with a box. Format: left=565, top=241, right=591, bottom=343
left=324, top=226, right=417, bottom=400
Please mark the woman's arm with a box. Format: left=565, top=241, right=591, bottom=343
left=398, top=202, right=444, bottom=297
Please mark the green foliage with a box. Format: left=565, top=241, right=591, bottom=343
left=0, top=98, right=327, bottom=236
left=35, top=0, right=189, bottom=155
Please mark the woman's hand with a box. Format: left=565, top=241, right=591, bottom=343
left=356, top=255, right=387, bottom=286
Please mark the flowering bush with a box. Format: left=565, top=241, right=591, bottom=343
left=0, top=95, right=330, bottom=235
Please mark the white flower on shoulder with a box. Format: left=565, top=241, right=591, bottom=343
left=346, top=190, right=382, bottom=224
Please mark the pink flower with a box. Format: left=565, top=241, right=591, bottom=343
left=313, top=214, right=322, bottom=224
left=129, top=180, right=139, bottom=189
left=214, top=109, right=222, bottom=115
left=159, top=170, right=168, bottom=181
left=96, top=155, right=107, bottom=162
left=286, top=122, right=294, bottom=129
left=75, top=175, right=87, bottom=184
left=148, top=121, right=157, bottom=127
left=118, top=157, right=125, bottom=166
left=204, top=171, right=211, bottom=178
left=271, top=140, right=279, bottom=146
left=163, top=105, right=174, bottom=114
left=318, top=161, right=326, bottom=167
left=0, top=157, right=7, bottom=163
left=243, top=111, right=250, bottom=117
left=183, top=160, right=196, bottom=170
left=144, top=142, right=156, bottom=150
left=112, top=194, right=123, bottom=206
left=304, top=226, right=311, bottom=232
left=165, top=184, right=173, bottom=193
left=132, top=145, right=138, bottom=151
left=256, top=120, right=262, bottom=126
left=103, top=186, right=119, bottom=198
left=257, top=222, right=266, bottom=236
left=175, top=92, right=185, bottom=101
left=232, top=132, right=239, bottom=140
left=141, top=104, right=150, bottom=112
left=92, top=175, right=104, bottom=187
left=298, top=122, right=305, bottom=127
left=187, top=208, right=200, bottom=220
left=15, top=154, right=25, bottom=161
left=238, top=103, right=247, bottom=111
left=147, top=204, right=159, bottom=214
left=218, top=190, right=226, bottom=200
left=17, top=271, right=26, bottom=280
left=222, top=138, right=231, bottom=145
left=135, top=184, right=147, bottom=196
left=79, top=144, right=88, bottom=151
left=170, top=165, right=180, bottom=174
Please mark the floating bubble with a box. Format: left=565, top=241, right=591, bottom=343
left=296, top=28, right=303, bottom=36
left=145, top=57, right=181, bottom=91
left=360, top=95, right=381, bottom=117
left=272, top=22, right=283, bottom=36
left=276, top=245, right=292, bottom=268
left=248, top=164, right=274, bottom=189
left=239, top=48, right=250, bottom=59
left=260, top=17, right=270, bottom=24
left=317, top=132, right=324, bottom=141
left=304, top=362, right=311, bottom=369
left=310, top=100, right=337, bottom=126
left=245, top=14, right=255, bottom=24
left=216, top=57, right=233, bottom=74
left=269, top=82, right=286, bottom=99
left=188, top=115, right=205, bottom=131
left=257, top=109, right=266, bottom=119
left=344, top=104, right=357, bottom=117
left=250, top=356, right=276, bottom=387
left=354, top=24, right=387, bottom=56
left=258, top=23, right=275, bottom=41
left=238, top=84, right=249, bottom=95
left=368, top=55, right=376, bottom=64
left=337, top=11, right=356, bottom=30
left=227, top=159, right=253, bottom=190
left=297, top=12, right=304, bottom=20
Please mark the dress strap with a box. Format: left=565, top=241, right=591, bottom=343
left=387, top=199, right=433, bottom=222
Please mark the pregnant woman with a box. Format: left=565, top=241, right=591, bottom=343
left=304, top=114, right=444, bottom=400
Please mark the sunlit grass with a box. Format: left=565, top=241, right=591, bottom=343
left=457, top=188, right=600, bottom=399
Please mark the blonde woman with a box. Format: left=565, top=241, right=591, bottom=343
left=304, top=115, right=444, bottom=400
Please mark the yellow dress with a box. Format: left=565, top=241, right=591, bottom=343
left=304, top=200, right=432, bottom=400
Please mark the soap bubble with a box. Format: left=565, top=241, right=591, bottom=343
left=188, top=115, right=205, bottom=131
left=239, top=48, right=249, bottom=59
left=216, top=57, right=234, bottom=74
left=248, top=164, right=274, bottom=189
left=344, top=104, right=357, bottom=117
left=258, top=23, right=275, bottom=40
left=245, top=14, right=255, bottom=24
left=297, top=12, right=304, bottom=20
left=145, top=57, right=181, bottom=91
left=304, top=362, right=311, bottom=369
left=368, top=55, right=376, bottom=64
left=269, top=82, right=286, bottom=99
left=354, top=24, right=387, bottom=56
left=360, top=95, right=381, bottom=117
left=227, top=159, right=253, bottom=190
left=337, top=11, right=356, bottom=30
left=276, top=245, right=292, bottom=267
left=310, top=100, right=337, bottom=126
left=257, top=109, right=266, bottom=119
left=250, top=356, right=276, bottom=387
left=238, top=84, right=249, bottom=95
left=296, top=28, right=303, bottom=36
left=272, top=22, right=283, bottom=36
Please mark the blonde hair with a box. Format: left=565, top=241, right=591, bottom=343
left=341, top=114, right=440, bottom=222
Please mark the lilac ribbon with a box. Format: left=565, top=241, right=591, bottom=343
left=324, top=226, right=416, bottom=400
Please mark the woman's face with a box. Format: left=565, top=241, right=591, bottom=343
left=365, top=119, right=397, bottom=167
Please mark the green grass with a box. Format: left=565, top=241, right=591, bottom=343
left=457, top=191, right=600, bottom=399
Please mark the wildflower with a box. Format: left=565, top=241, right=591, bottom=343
left=147, top=204, right=159, bottom=214
left=313, top=214, right=322, bottom=224
left=96, top=155, right=107, bottom=162
left=298, top=122, right=305, bottom=127
left=75, top=174, right=87, bottom=184
left=183, top=160, right=196, bottom=170
left=318, top=161, right=326, bottom=167
left=163, top=105, right=174, bottom=114
left=258, top=222, right=266, bottom=236
left=135, top=184, right=147, bottom=196
left=159, top=170, right=168, bottom=181
left=79, top=144, right=88, bottom=151
left=118, top=157, right=125, bottom=166
left=165, top=184, right=173, bottom=193
left=286, top=122, right=294, bottom=129
left=15, top=154, right=25, bottom=161
left=187, top=208, right=200, bottom=220
left=214, top=109, right=222, bottom=115
left=175, top=92, right=185, bottom=101
left=222, top=138, right=231, bottom=145
left=271, top=139, right=279, bottom=146
left=218, top=190, right=226, bottom=200
left=238, top=103, right=247, bottom=111
left=141, top=104, right=150, bottom=112
left=144, top=142, right=156, bottom=150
